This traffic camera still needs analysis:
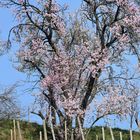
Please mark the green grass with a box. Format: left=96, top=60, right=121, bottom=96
left=87, top=126, right=140, bottom=140
left=0, top=119, right=43, bottom=140
left=0, top=119, right=140, bottom=140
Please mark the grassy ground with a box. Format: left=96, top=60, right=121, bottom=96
left=0, top=119, right=140, bottom=140
left=0, top=119, right=43, bottom=140
left=87, top=126, right=140, bottom=140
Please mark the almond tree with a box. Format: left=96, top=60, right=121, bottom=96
left=0, top=0, right=140, bottom=139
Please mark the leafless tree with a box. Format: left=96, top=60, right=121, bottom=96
left=0, top=84, right=20, bottom=120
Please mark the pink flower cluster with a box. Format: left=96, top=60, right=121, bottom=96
left=61, top=95, right=84, bottom=117
left=44, top=0, right=66, bottom=36
left=18, top=0, right=23, bottom=4
left=39, top=38, right=110, bottom=116
left=94, top=86, right=131, bottom=118
left=109, top=0, right=140, bottom=51
left=17, top=38, right=46, bottom=63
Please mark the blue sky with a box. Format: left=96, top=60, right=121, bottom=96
left=0, top=0, right=138, bottom=130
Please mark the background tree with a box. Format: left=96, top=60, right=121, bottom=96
left=0, top=35, right=20, bottom=120
left=0, top=84, right=20, bottom=120
left=0, top=0, right=140, bottom=139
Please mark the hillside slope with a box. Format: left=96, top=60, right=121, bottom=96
left=0, top=120, right=140, bottom=140
left=0, top=120, right=42, bottom=140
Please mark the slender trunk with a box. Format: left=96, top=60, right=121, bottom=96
left=17, top=121, right=22, bottom=140
left=102, top=127, right=105, bottom=140
left=65, top=121, right=67, bottom=140
left=13, top=120, right=16, bottom=140
left=130, top=129, right=133, bottom=140
left=10, top=129, right=13, bottom=140
left=40, top=131, right=42, bottom=140
left=77, top=116, right=85, bottom=140
left=96, top=135, right=98, bottom=140
left=110, top=127, right=114, bottom=140
left=120, top=132, right=123, bottom=140
left=50, top=107, right=56, bottom=140
left=71, top=129, right=74, bottom=140
left=43, top=120, right=48, bottom=140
